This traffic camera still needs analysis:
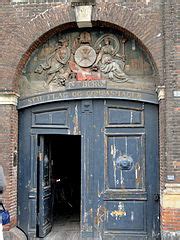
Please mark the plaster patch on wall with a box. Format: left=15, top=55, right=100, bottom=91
left=162, top=194, right=180, bottom=208
left=174, top=91, right=180, bottom=97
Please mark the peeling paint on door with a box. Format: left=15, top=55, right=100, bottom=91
left=110, top=202, right=127, bottom=220
left=73, top=104, right=79, bottom=135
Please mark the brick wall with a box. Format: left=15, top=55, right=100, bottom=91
left=164, top=0, right=179, bottom=183
left=0, top=104, right=18, bottom=228
left=160, top=1, right=180, bottom=238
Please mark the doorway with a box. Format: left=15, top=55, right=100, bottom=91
left=37, top=134, right=81, bottom=238
left=18, top=99, right=159, bottom=239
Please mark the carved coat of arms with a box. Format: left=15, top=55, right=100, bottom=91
left=35, top=32, right=128, bottom=88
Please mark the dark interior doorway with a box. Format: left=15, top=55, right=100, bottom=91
left=50, top=134, right=81, bottom=222
left=37, top=133, right=81, bottom=236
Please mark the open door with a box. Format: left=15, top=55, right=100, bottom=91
left=37, top=135, right=52, bottom=238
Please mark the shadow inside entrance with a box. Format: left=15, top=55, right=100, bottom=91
left=44, top=134, right=81, bottom=240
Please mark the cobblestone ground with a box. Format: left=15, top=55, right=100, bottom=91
left=3, top=227, right=27, bottom=240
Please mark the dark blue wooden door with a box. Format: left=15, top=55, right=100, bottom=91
left=18, top=99, right=159, bottom=239
left=18, top=101, right=80, bottom=238
left=38, top=136, right=52, bottom=237
left=93, top=100, right=159, bottom=239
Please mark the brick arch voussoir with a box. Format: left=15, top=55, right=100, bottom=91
left=12, top=4, right=75, bottom=91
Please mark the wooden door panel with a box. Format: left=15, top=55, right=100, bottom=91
left=101, top=100, right=159, bottom=239
left=80, top=100, right=94, bottom=235
left=106, top=134, right=145, bottom=190
left=106, top=107, right=143, bottom=127
left=41, top=196, right=52, bottom=226
left=33, top=109, right=68, bottom=127
left=104, top=201, right=146, bottom=232
left=105, top=101, right=144, bottom=128
left=28, top=198, right=37, bottom=233
left=18, top=99, right=159, bottom=239
left=103, top=235, right=148, bottom=240
left=38, top=136, right=52, bottom=237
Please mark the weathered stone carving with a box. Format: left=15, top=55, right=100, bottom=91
left=34, top=32, right=128, bottom=87
left=93, top=34, right=127, bottom=82
left=19, top=29, right=154, bottom=97
left=69, top=31, right=101, bottom=81
left=75, top=45, right=97, bottom=67
left=35, top=39, right=71, bottom=87
left=79, top=31, right=91, bottom=44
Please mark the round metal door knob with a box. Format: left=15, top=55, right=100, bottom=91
left=116, top=155, right=133, bottom=170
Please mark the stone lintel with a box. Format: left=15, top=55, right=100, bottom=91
left=164, top=183, right=180, bottom=193
left=161, top=184, right=180, bottom=209
left=0, top=93, right=19, bottom=106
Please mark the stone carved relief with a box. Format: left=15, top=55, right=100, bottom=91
left=75, top=45, right=97, bottom=67
left=93, top=34, right=127, bottom=82
left=34, top=32, right=128, bottom=88
left=35, top=39, right=71, bottom=87
left=20, top=29, right=155, bottom=97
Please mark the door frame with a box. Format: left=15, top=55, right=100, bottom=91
left=17, top=98, right=159, bottom=239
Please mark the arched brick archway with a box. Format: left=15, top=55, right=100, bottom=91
left=2, top=2, right=180, bottom=240
left=2, top=3, right=164, bottom=239
left=1, top=2, right=163, bottom=92
left=16, top=3, right=162, bottom=238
